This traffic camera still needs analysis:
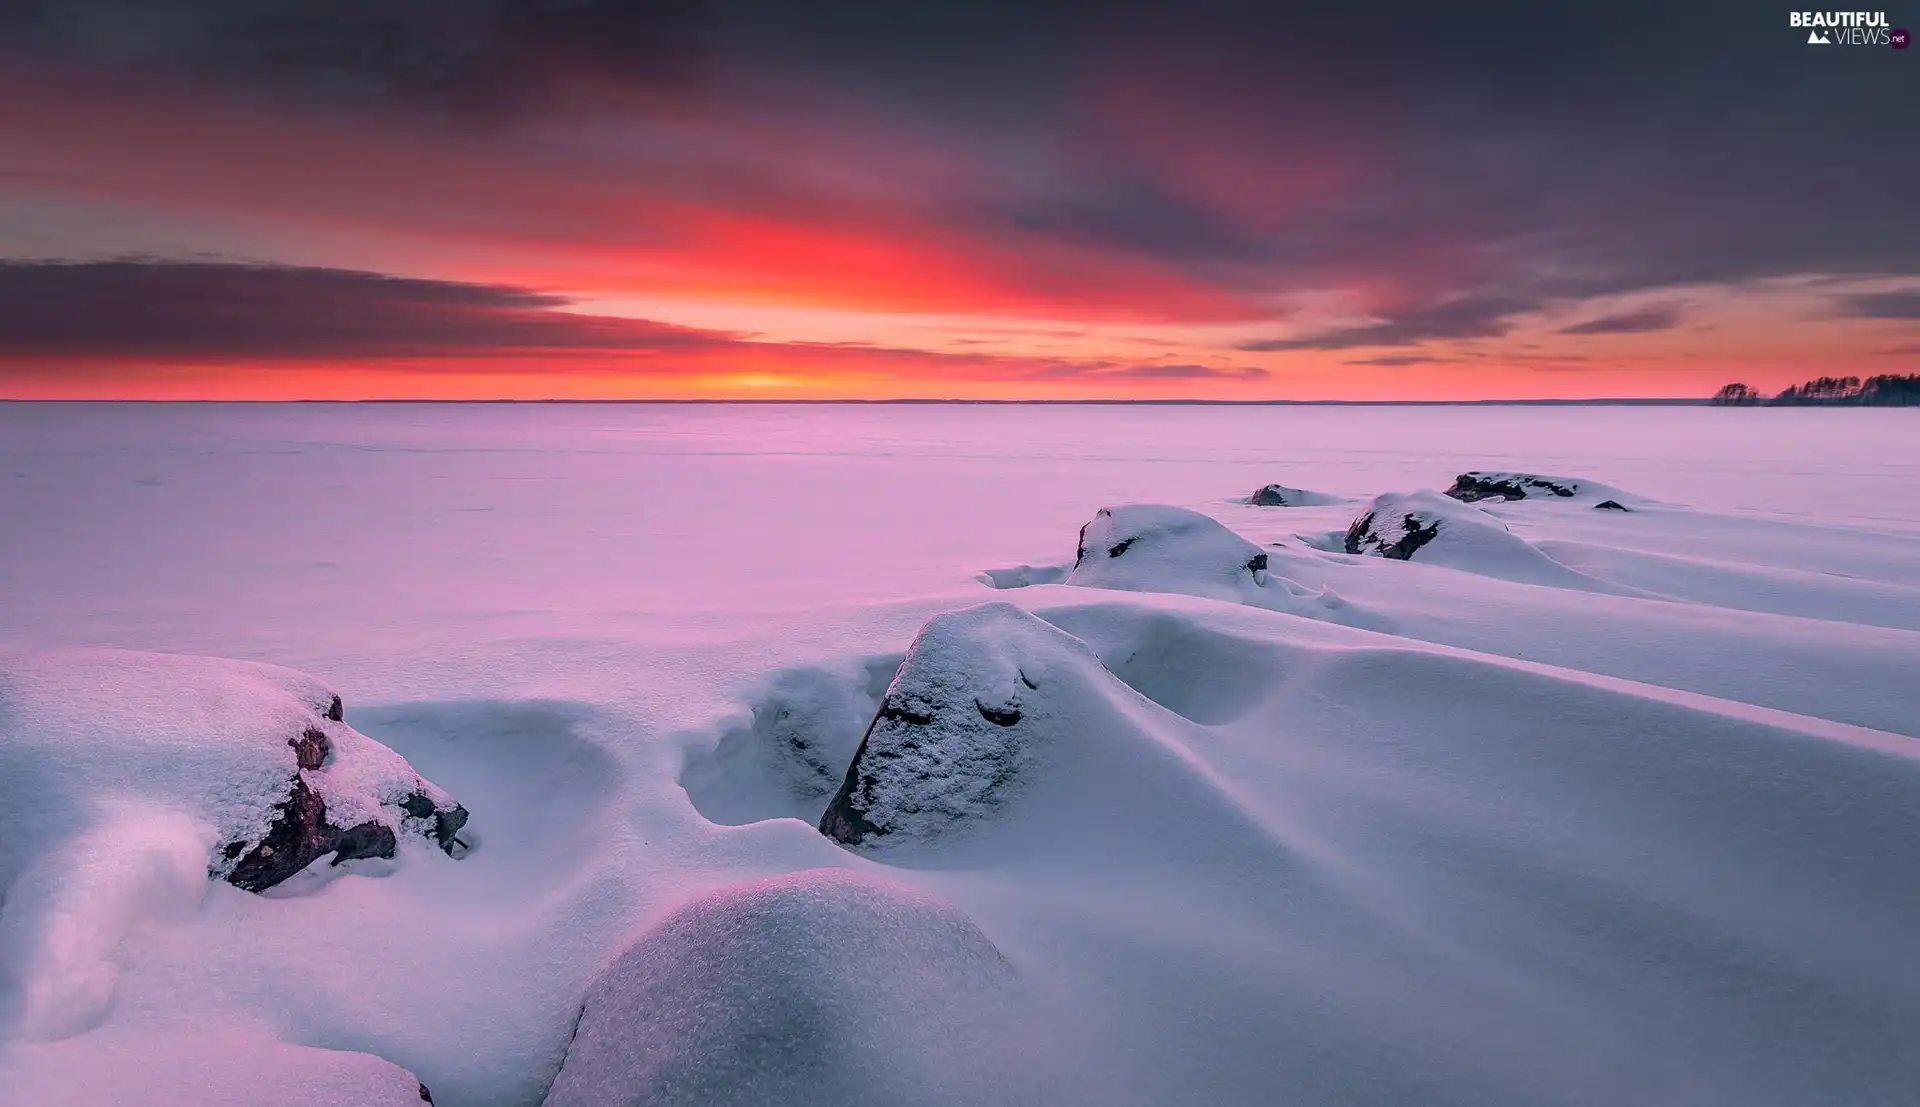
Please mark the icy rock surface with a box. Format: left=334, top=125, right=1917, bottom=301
left=818, top=602, right=1089, bottom=848
left=541, top=868, right=1027, bottom=1107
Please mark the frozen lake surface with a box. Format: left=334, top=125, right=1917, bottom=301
left=3, top=402, right=1918, bottom=1106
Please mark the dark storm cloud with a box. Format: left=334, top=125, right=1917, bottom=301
left=3, top=1, right=1915, bottom=341
left=0, top=260, right=739, bottom=358
left=1556, top=306, right=1682, bottom=335
left=1836, top=290, right=1920, bottom=320
left=1239, top=295, right=1540, bottom=351
left=1343, top=355, right=1451, bottom=367
left=0, top=260, right=1248, bottom=387
left=1108, top=363, right=1268, bottom=380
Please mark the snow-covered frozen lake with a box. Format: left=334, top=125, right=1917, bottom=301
left=3, top=402, right=1918, bottom=1106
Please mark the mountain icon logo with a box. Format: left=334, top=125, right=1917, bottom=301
left=1808, top=29, right=1831, bottom=43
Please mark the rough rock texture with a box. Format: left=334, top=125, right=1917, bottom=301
left=1347, top=505, right=1441, bottom=560
left=218, top=695, right=470, bottom=893
left=1446, top=471, right=1583, bottom=502
left=820, top=603, right=1107, bottom=849
left=226, top=778, right=396, bottom=893
left=542, top=869, right=1024, bottom=1107
left=1345, top=491, right=1509, bottom=561
left=0, top=650, right=471, bottom=899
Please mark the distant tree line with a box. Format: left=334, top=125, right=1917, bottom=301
left=1711, top=374, right=1920, bottom=406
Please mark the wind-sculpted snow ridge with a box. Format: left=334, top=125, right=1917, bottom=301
left=542, top=869, right=1040, bottom=1107
left=0, top=650, right=469, bottom=1041
left=1024, top=595, right=1920, bottom=1106
left=1344, top=490, right=1642, bottom=592
left=817, top=602, right=1288, bottom=869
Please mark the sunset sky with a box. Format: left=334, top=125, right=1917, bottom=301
left=1, top=1, right=1915, bottom=400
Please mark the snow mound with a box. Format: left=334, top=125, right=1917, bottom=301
left=1065, top=504, right=1282, bottom=605
left=2, top=1021, right=434, bottom=1107
left=1343, top=490, right=1533, bottom=563
left=1445, top=471, right=1625, bottom=503
left=0, top=650, right=469, bottom=1038
left=1248, top=482, right=1341, bottom=507
left=541, top=868, right=1029, bottom=1107
left=1343, top=491, right=1645, bottom=592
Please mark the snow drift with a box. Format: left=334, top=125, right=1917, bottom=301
left=0, top=650, right=469, bottom=1040
left=816, top=601, right=1285, bottom=872
left=4, top=403, right=1920, bottom=1107
left=1340, top=490, right=1632, bottom=591
left=542, top=868, right=1034, bottom=1107
left=5, top=1022, right=436, bottom=1107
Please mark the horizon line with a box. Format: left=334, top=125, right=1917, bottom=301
left=1, top=397, right=1715, bottom=406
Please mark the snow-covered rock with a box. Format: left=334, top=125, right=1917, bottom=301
left=814, top=601, right=1283, bottom=862
left=541, top=869, right=1026, bottom=1107
left=1247, top=483, right=1339, bottom=507
left=1343, top=490, right=1520, bottom=561
left=1445, top=471, right=1620, bottom=503
left=818, top=603, right=1082, bottom=848
left=0, top=651, right=471, bottom=1038
left=0, top=650, right=470, bottom=895
left=1065, top=505, right=1273, bottom=601
left=1342, top=491, right=1641, bottom=593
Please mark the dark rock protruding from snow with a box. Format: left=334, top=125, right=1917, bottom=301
left=1345, top=508, right=1441, bottom=560
left=0, top=650, right=471, bottom=898
left=1247, top=483, right=1340, bottom=507
left=821, top=602, right=1105, bottom=849
left=218, top=692, right=469, bottom=892
left=225, top=777, right=403, bottom=893
left=1344, top=491, right=1522, bottom=563
left=542, top=869, right=1025, bottom=1107
left=1442, top=471, right=1629, bottom=504
left=1595, top=500, right=1630, bottom=512
left=1341, top=492, right=1622, bottom=589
